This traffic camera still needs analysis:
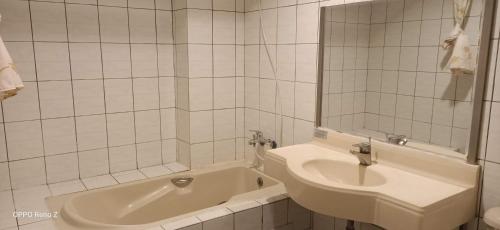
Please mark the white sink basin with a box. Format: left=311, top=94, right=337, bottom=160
left=302, top=159, right=386, bottom=187
left=264, top=132, right=480, bottom=230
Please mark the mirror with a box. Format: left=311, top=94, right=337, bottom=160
left=316, top=0, right=492, bottom=160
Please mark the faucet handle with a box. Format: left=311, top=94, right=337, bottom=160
left=352, top=137, right=371, bottom=154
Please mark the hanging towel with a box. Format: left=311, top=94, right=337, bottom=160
left=442, top=0, right=474, bottom=75
left=0, top=14, right=24, bottom=100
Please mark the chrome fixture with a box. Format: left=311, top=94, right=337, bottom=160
left=248, top=130, right=277, bottom=149
left=386, top=134, right=408, bottom=146
left=171, top=177, right=193, bottom=188
left=350, top=137, right=372, bottom=166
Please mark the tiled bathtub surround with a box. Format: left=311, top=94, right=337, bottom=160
left=0, top=0, right=176, bottom=190
left=321, top=0, right=484, bottom=153
left=171, top=0, right=246, bottom=169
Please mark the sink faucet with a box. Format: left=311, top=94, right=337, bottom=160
left=350, top=137, right=372, bottom=166
left=386, top=134, right=408, bottom=146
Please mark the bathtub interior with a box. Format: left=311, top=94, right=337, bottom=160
left=51, top=165, right=281, bottom=227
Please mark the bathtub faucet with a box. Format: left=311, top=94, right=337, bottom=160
left=248, top=130, right=277, bottom=149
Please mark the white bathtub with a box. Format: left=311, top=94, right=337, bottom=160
left=47, top=163, right=284, bottom=230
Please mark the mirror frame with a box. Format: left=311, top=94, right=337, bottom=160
left=314, top=0, right=496, bottom=164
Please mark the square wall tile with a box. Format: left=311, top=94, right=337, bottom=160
left=129, top=8, right=157, bottom=43
left=102, top=43, right=132, bottom=79
left=30, top=1, right=67, bottom=41
left=34, top=42, right=71, bottom=81
left=190, top=142, right=213, bottom=169
left=294, top=83, right=316, bottom=121
left=46, top=153, right=79, bottom=183
left=5, top=120, right=43, bottom=161
left=158, top=45, right=175, bottom=77
left=79, top=148, right=109, bottom=178
left=76, top=115, right=108, bottom=151
left=104, top=79, right=134, bottom=113
left=0, top=0, right=32, bottom=41
left=99, top=6, right=130, bottom=43
left=214, top=139, right=235, bottom=163
left=213, top=11, right=236, bottom=44
left=214, top=109, right=236, bottom=140
left=73, top=80, right=106, bottom=116
left=38, top=81, right=74, bottom=119
left=187, top=9, right=212, bottom=44
left=109, top=144, right=137, bottom=173
left=234, top=206, right=262, bottom=230
left=157, top=11, right=174, bottom=44
left=159, top=77, right=176, bottom=108
left=137, top=141, right=162, bottom=168
left=188, top=45, right=213, bottom=78
left=277, top=6, right=297, bottom=44
left=69, top=43, right=103, bottom=80
left=10, top=157, right=46, bottom=189
left=294, top=119, right=314, bottom=144
left=176, top=109, right=190, bottom=142
left=135, top=110, right=161, bottom=143
left=133, top=78, right=160, bottom=110
left=107, top=112, right=136, bottom=147
left=162, top=139, right=177, bottom=163
left=189, top=78, right=213, bottom=111
left=413, top=97, right=433, bottom=123
left=296, top=44, right=318, bottom=83
left=131, top=44, right=158, bottom=77
left=42, top=117, right=77, bottom=156
left=296, top=3, right=319, bottom=44
left=263, top=199, right=288, bottom=229
left=214, top=45, right=236, bottom=77
left=161, top=108, right=176, bottom=139
left=66, top=4, right=100, bottom=42
left=190, top=111, right=213, bottom=143
left=214, top=78, right=236, bottom=109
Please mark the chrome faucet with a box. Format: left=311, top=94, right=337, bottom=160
left=248, top=130, right=277, bottom=149
left=386, top=134, right=408, bottom=146
left=350, top=137, right=372, bottom=166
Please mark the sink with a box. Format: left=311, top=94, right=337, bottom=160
left=264, top=134, right=480, bottom=230
left=302, top=159, right=386, bottom=187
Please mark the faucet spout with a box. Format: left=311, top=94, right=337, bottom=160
left=350, top=137, right=372, bottom=166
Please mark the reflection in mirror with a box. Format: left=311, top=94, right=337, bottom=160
left=318, top=0, right=484, bottom=155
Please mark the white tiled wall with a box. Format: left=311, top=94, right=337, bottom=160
left=321, top=0, right=484, bottom=153
left=321, top=3, right=371, bottom=132
left=0, top=0, right=176, bottom=190
left=244, top=0, right=320, bottom=159
left=172, top=0, right=246, bottom=169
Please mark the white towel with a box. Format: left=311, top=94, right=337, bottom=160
left=442, top=24, right=474, bottom=75
left=442, top=0, right=474, bottom=75
left=0, top=14, right=24, bottom=100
